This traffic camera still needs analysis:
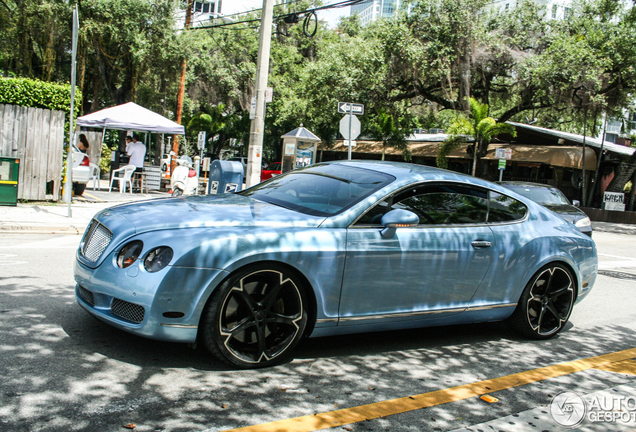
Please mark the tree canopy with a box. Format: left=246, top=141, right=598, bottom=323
left=2, top=0, right=636, bottom=165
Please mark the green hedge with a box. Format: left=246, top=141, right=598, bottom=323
left=0, top=77, right=81, bottom=116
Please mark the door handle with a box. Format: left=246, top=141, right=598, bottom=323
left=471, top=240, right=492, bottom=249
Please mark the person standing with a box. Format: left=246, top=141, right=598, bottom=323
left=126, top=134, right=146, bottom=173
left=78, top=134, right=90, bottom=152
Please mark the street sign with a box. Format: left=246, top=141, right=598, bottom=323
left=340, top=115, right=361, bottom=140
left=498, top=159, right=506, bottom=170
left=344, top=140, right=357, bottom=147
left=338, top=102, right=364, bottom=115
left=495, top=148, right=512, bottom=160
left=197, top=131, right=206, bottom=150
left=249, top=96, right=257, bottom=119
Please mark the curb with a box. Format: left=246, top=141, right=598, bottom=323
left=0, top=224, right=87, bottom=235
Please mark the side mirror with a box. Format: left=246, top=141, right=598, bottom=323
left=572, top=200, right=581, bottom=207
left=380, top=209, right=419, bottom=238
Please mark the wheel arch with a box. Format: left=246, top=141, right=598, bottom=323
left=514, top=258, right=580, bottom=305
left=195, top=259, right=318, bottom=340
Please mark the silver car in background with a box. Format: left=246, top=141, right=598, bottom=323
left=498, top=181, right=592, bottom=237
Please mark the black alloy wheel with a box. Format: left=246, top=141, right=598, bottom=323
left=202, top=265, right=308, bottom=368
left=507, top=263, right=576, bottom=339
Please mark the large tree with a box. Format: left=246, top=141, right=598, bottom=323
left=79, top=0, right=182, bottom=112
left=0, top=0, right=72, bottom=81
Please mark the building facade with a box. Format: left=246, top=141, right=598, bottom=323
left=490, top=0, right=572, bottom=19
left=350, top=0, right=411, bottom=26
left=177, top=0, right=292, bottom=28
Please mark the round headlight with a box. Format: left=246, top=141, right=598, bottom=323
left=144, top=246, right=173, bottom=273
left=117, top=241, right=143, bottom=268
left=575, top=217, right=591, bottom=228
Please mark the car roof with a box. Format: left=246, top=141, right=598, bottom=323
left=323, top=160, right=498, bottom=187
left=498, top=181, right=557, bottom=190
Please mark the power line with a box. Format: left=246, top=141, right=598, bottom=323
left=191, top=0, right=366, bottom=31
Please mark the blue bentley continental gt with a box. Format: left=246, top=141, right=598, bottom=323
left=74, top=161, right=597, bottom=368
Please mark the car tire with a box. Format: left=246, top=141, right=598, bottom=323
left=506, top=263, right=576, bottom=340
left=161, top=163, right=167, bottom=172
left=201, top=264, right=308, bottom=368
left=172, top=188, right=183, bottom=197
left=73, top=183, right=86, bottom=196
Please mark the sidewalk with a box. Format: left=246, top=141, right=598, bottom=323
left=592, top=221, right=636, bottom=236
left=0, top=180, right=171, bottom=235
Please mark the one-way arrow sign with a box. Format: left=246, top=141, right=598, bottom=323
left=338, top=102, right=364, bottom=115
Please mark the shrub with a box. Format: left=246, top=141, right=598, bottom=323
left=0, top=77, right=81, bottom=117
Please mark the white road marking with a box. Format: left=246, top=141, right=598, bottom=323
left=598, top=253, right=636, bottom=260
left=0, top=236, right=80, bottom=249
left=0, top=254, right=27, bottom=265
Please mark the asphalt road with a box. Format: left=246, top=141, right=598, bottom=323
left=0, top=231, right=635, bottom=432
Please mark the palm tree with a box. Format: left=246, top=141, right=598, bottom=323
left=366, top=109, right=414, bottom=161
left=187, top=104, right=227, bottom=155
left=437, top=98, right=516, bottom=176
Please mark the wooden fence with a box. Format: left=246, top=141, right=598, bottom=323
left=0, top=104, right=65, bottom=201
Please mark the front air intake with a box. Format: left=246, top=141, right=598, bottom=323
left=81, top=220, right=112, bottom=262
left=111, top=298, right=145, bottom=324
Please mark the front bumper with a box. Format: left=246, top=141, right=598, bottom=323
left=73, top=166, right=91, bottom=184
left=74, top=252, right=224, bottom=343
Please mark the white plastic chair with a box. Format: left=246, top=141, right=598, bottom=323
left=109, top=164, right=136, bottom=194
left=89, top=163, right=101, bottom=190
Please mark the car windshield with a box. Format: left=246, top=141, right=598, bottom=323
left=506, top=185, right=570, bottom=206
left=240, top=164, right=395, bottom=216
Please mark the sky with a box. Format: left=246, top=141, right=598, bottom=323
left=319, top=3, right=351, bottom=29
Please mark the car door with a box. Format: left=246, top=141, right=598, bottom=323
left=338, top=182, right=495, bottom=325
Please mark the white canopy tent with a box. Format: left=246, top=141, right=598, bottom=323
left=76, top=102, right=185, bottom=134
left=75, top=102, right=184, bottom=193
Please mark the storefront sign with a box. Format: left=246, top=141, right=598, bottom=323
left=603, top=191, right=625, bottom=211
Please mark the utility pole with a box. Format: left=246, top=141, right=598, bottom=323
left=245, top=0, right=275, bottom=187
left=172, top=0, right=193, bottom=172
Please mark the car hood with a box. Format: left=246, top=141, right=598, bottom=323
left=542, top=204, right=587, bottom=222
left=94, top=193, right=326, bottom=235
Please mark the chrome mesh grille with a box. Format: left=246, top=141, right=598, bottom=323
left=78, top=286, right=94, bottom=306
left=81, top=220, right=112, bottom=262
left=111, top=298, right=145, bottom=323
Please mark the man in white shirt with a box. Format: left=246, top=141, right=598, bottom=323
left=126, top=135, right=146, bottom=172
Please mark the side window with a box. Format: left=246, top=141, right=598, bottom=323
left=488, top=191, right=527, bottom=222
left=355, top=184, right=489, bottom=226
left=356, top=198, right=390, bottom=225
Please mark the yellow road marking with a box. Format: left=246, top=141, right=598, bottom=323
left=81, top=192, right=103, bottom=202
left=595, top=359, right=636, bottom=376
left=223, top=347, right=636, bottom=432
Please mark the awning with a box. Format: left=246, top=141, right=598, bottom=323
left=331, top=141, right=597, bottom=170
left=483, top=144, right=597, bottom=170
left=508, top=122, right=635, bottom=157
left=331, top=140, right=470, bottom=158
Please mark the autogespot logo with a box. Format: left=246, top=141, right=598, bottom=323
left=550, top=392, right=586, bottom=428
